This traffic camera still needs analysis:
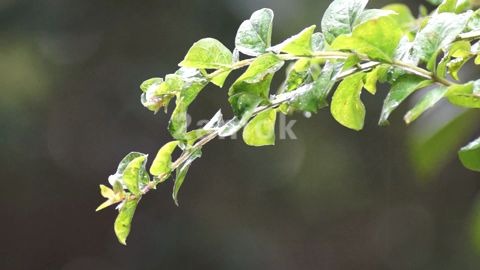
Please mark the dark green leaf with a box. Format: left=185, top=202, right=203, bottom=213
left=235, top=8, right=274, bottom=56
left=114, top=198, right=139, bottom=245
left=283, top=59, right=311, bottom=92
left=459, top=137, right=480, bottom=172
left=321, top=0, right=368, bottom=44
left=179, top=38, right=233, bottom=69
left=379, top=75, right=432, bottom=125
left=331, top=72, right=366, bottom=131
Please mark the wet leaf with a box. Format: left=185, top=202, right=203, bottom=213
left=321, top=0, right=368, bottom=44
left=379, top=75, right=432, bottom=125
left=235, top=8, right=274, bottom=56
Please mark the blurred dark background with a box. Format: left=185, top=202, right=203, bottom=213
left=2, top=0, right=480, bottom=269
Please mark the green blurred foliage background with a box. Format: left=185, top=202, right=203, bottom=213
left=1, top=0, right=480, bottom=269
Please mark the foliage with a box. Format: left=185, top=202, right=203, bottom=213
left=97, top=0, right=480, bottom=245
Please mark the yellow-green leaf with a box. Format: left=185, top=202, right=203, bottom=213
left=179, top=38, right=233, bottom=69
left=123, top=155, right=148, bottom=195
left=242, top=108, right=277, bottom=146
left=331, top=16, right=402, bottom=62
left=114, top=199, right=139, bottom=245
left=331, top=72, right=366, bottom=131
left=150, top=141, right=179, bottom=176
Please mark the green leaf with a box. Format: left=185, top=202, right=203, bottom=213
left=437, top=0, right=458, bottom=13
left=354, top=9, right=397, bottom=26
left=150, top=141, right=179, bottom=176
left=459, top=137, right=480, bottom=172
left=321, top=0, right=368, bottom=44
left=270, top=25, right=316, bottom=56
left=168, top=80, right=208, bottom=139
left=231, top=53, right=284, bottom=88
left=141, top=74, right=183, bottom=113
left=331, top=72, right=366, bottom=131
left=228, top=92, right=265, bottom=119
left=447, top=82, right=480, bottom=108
left=467, top=9, right=480, bottom=31
left=116, top=152, right=146, bottom=175
left=411, top=12, right=472, bottom=69
left=342, top=54, right=361, bottom=71
left=288, top=62, right=342, bottom=113
left=96, top=185, right=119, bottom=212
left=235, top=8, right=274, bottom=56
left=114, top=198, right=139, bottom=245
left=179, top=38, right=233, bottom=69
left=123, top=155, right=148, bottom=195
left=228, top=53, right=283, bottom=117
left=379, top=75, right=432, bottom=125
left=140, top=78, right=163, bottom=93
left=172, top=149, right=202, bottom=206
left=364, top=67, right=379, bottom=95
left=100, top=184, right=115, bottom=199
left=382, top=4, right=415, bottom=28
left=331, top=16, right=402, bottom=62
left=283, top=59, right=311, bottom=92
left=210, top=70, right=231, bottom=87
left=219, top=101, right=261, bottom=137
left=437, top=41, right=472, bottom=78
left=404, top=86, right=449, bottom=124
left=242, top=108, right=277, bottom=146
left=96, top=200, right=117, bottom=212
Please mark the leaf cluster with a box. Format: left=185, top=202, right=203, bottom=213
left=98, top=0, right=480, bottom=245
